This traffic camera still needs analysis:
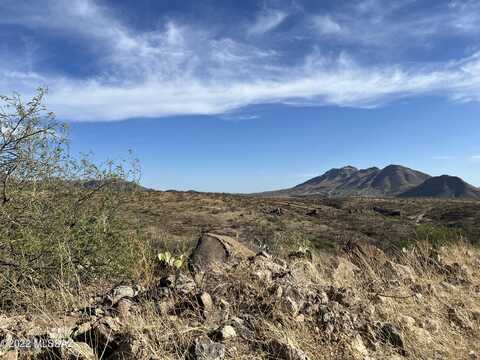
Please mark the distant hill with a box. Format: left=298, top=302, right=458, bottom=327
left=262, top=164, right=431, bottom=197
left=399, top=175, right=480, bottom=199
left=291, top=165, right=362, bottom=195
left=80, top=179, right=148, bottom=192
left=368, top=165, right=431, bottom=196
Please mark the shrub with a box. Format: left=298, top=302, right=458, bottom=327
left=414, top=224, right=465, bottom=248
left=0, top=88, right=144, bottom=299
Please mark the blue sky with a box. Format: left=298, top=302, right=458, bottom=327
left=1, top=0, right=480, bottom=191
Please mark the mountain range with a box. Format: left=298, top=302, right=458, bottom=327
left=262, top=165, right=480, bottom=199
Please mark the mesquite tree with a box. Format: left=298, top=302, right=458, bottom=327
left=0, top=89, right=142, bottom=297
left=0, top=88, right=66, bottom=204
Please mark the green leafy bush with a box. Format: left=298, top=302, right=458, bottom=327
left=0, top=89, right=144, bottom=297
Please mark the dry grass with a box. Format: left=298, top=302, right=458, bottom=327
left=331, top=240, right=480, bottom=359
left=1, top=191, right=480, bottom=359
left=2, top=238, right=479, bottom=359
left=119, top=240, right=479, bottom=359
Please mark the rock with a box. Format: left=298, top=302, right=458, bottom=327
left=94, top=308, right=105, bottom=316
left=2, top=350, right=18, bottom=360
left=410, top=326, right=432, bottom=345
left=422, top=318, right=440, bottom=334
left=268, top=338, right=310, bottom=360
left=218, top=325, right=236, bottom=340
left=45, top=325, right=72, bottom=341
left=108, top=285, right=140, bottom=305
left=268, top=207, right=284, bottom=216
left=295, top=314, right=305, bottom=323
left=379, top=323, right=406, bottom=355
left=227, top=317, right=252, bottom=339
left=275, top=286, right=284, bottom=299
left=327, top=286, right=355, bottom=307
left=283, top=296, right=299, bottom=316
left=412, top=212, right=426, bottom=224
left=72, top=322, right=92, bottom=339
left=116, top=298, right=132, bottom=321
left=175, top=273, right=197, bottom=295
left=192, top=335, right=225, bottom=360
left=350, top=334, right=369, bottom=359
left=373, top=206, right=401, bottom=217
left=252, top=255, right=288, bottom=277
left=315, top=300, right=359, bottom=342
left=73, top=316, right=120, bottom=355
left=0, top=315, right=15, bottom=330
left=332, top=258, right=359, bottom=286
left=398, top=315, right=415, bottom=329
left=73, top=316, right=144, bottom=359
left=256, top=251, right=272, bottom=259
left=199, top=292, right=214, bottom=313
left=190, top=233, right=255, bottom=271
left=318, top=291, right=329, bottom=304
left=253, top=269, right=272, bottom=283
left=230, top=317, right=244, bottom=327
left=62, top=342, right=96, bottom=360
left=219, top=298, right=230, bottom=310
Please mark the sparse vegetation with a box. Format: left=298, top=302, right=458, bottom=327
left=414, top=224, right=465, bottom=247
left=0, top=92, right=479, bottom=359
left=0, top=89, right=145, bottom=309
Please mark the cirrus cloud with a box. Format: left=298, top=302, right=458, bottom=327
left=1, top=0, right=480, bottom=121
left=248, top=9, right=288, bottom=35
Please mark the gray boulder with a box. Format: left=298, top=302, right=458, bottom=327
left=192, top=335, right=225, bottom=360
left=189, top=233, right=255, bottom=271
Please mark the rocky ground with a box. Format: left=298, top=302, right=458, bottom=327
left=1, top=231, right=479, bottom=359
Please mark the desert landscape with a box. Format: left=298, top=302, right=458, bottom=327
left=0, top=92, right=479, bottom=360
left=2, top=1, right=480, bottom=359
left=1, top=174, right=479, bottom=359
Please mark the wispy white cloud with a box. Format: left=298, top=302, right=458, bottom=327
left=308, top=0, right=480, bottom=47
left=248, top=9, right=288, bottom=35
left=471, top=155, right=480, bottom=160
left=3, top=39, right=480, bottom=121
left=432, top=156, right=454, bottom=160
left=448, top=0, right=480, bottom=32
left=221, top=113, right=260, bottom=121
left=311, top=15, right=343, bottom=35
left=1, top=0, right=480, bottom=121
